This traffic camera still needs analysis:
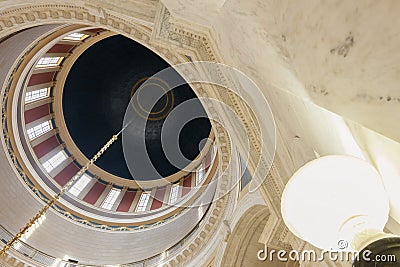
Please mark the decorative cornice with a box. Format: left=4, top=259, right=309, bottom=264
left=151, top=4, right=300, bottom=264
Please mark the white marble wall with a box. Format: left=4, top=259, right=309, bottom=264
left=161, top=0, right=400, bottom=230
left=162, top=0, right=400, bottom=141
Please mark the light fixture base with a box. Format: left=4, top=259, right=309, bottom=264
left=353, top=237, right=400, bottom=266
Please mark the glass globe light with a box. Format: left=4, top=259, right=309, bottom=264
left=281, top=155, right=389, bottom=251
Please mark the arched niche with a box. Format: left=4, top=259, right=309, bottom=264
left=221, top=205, right=299, bottom=267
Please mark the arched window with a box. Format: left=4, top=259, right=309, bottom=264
left=239, top=155, right=252, bottom=191
left=63, top=32, right=89, bottom=41
left=42, top=151, right=67, bottom=173
left=169, top=184, right=179, bottom=204
left=36, top=57, right=63, bottom=68
left=25, top=88, right=49, bottom=103
left=101, top=188, right=121, bottom=210
left=135, top=192, right=150, bottom=212
left=27, top=120, right=52, bottom=140
left=68, top=174, right=92, bottom=197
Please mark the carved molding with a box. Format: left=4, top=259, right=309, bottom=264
left=152, top=4, right=296, bottom=261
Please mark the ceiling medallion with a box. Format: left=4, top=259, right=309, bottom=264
left=130, top=77, right=175, bottom=121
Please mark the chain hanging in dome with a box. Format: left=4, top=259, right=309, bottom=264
left=0, top=123, right=130, bottom=256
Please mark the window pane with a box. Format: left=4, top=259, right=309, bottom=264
left=239, top=156, right=252, bottom=191
left=25, top=88, right=49, bottom=103
left=68, top=174, right=91, bottom=197
left=169, top=184, right=179, bottom=204
left=135, top=192, right=150, bottom=212
left=63, top=33, right=89, bottom=41
left=42, top=151, right=67, bottom=173
left=27, top=120, right=52, bottom=140
left=36, top=57, right=62, bottom=68
left=196, top=166, right=205, bottom=186
left=101, top=188, right=121, bottom=210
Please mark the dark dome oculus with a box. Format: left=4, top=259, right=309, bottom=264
left=63, top=35, right=211, bottom=180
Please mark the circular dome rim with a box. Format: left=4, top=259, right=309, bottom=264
left=4, top=24, right=217, bottom=226
left=52, top=29, right=214, bottom=189
left=0, top=10, right=231, bottom=266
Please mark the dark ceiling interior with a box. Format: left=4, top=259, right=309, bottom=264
left=62, top=35, right=211, bottom=180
